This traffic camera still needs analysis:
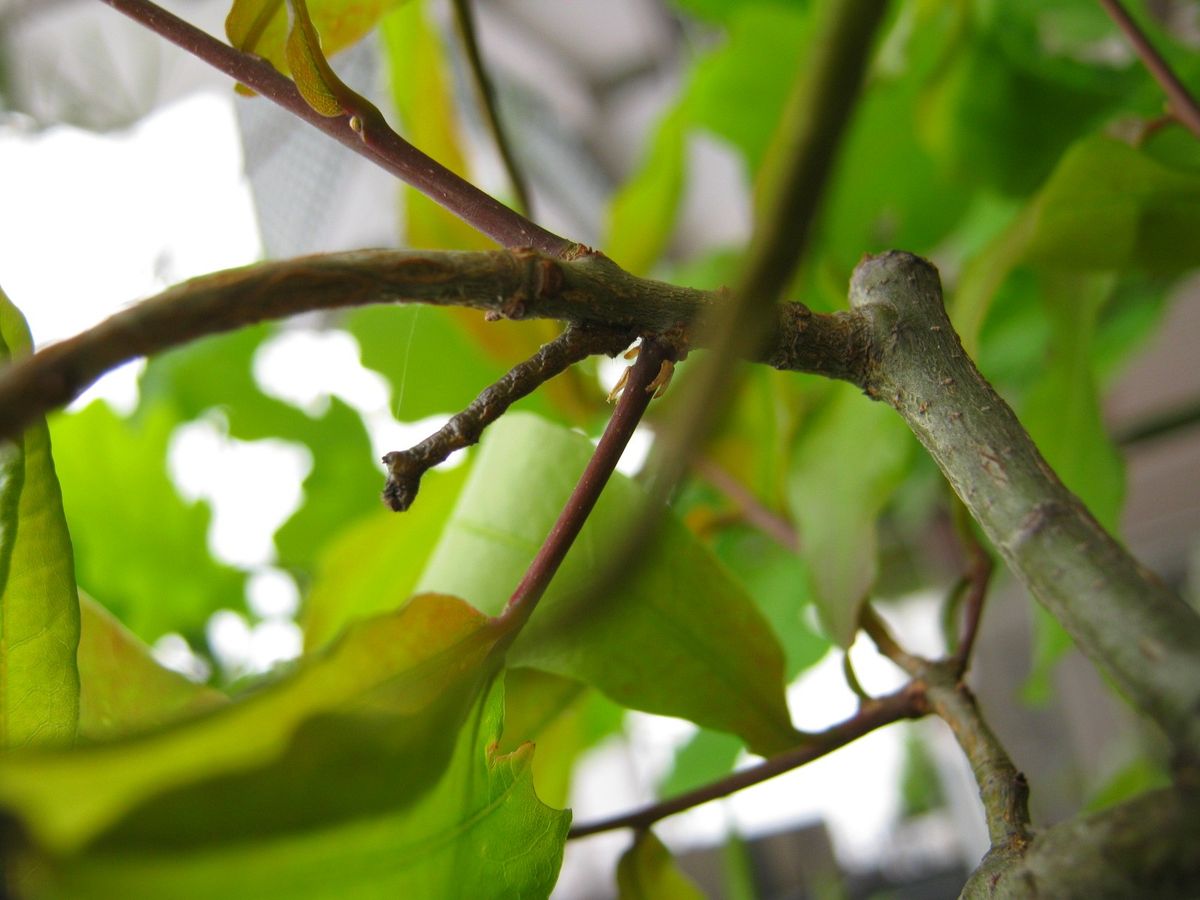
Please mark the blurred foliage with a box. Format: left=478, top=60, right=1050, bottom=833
left=617, top=831, right=708, bottom=899
left=899, top=728, right=946, bottom=819
left=3, top=0, right=1200, bottom=895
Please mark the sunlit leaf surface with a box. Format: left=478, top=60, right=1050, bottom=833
left=0, top=593, right=509, bottom=854
left=0, top=287, right=79, bottom=748
left=417, top=413, right=799, bottom=755
left=13, top=678, right=567, bottom=899
left=77, top=594, right=226, bottom=741
left=226, top=0, right=402, bottom=82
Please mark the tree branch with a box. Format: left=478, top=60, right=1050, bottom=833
left=497, top=340, right=672, bottom=634
left=860, top=608, right=1031, bottom=863
left=382, top=323, right=633, bottom=511
left=923, top=664, right=1031, bottom=853
left=567, top=683, right=923, bottom=839
left=0, top=249, right=868, bottom=443
left=97, top=0, right=574, bottom=256
left=961, top=786, right=1200, bottom=898
left=849, top=251, right=1200, bottom=765
left=1096, top=0, right=1200, bottom=140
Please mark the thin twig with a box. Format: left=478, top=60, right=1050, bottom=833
left=450, top=0, right=533, bottom=215
left=950, top=502, right=994, bottom=677
left=1116, top=396, right=1200, bottom=446
left=1096, top=0, right=1200, bottom=139
left=842, top=652, right=871, bottom=703
left=860, top=605, right=925, bottom=677
left=693, top=456, right=799, bottom=552
left=97, top=0, right=573, bottom=255
left=498, top=340, right=673, bottom=634
left=382, top=324, right=633, bottom=511
left=859, top=602, right=1030, bottom=854
left=568, top=683, right=923, bottom=839
left=922, top=664, right=1031, bottom=851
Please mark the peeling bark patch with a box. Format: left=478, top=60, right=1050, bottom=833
left=979, top=447, right=1009, bottom=486
left=1139, top=636, right=1165, bottom=662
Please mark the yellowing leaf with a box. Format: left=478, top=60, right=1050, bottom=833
left=0, top=286, right=80, bottom=749
left=0, top=594, right=510, bottom=853
left=76, top=594, right=225, bottom=741
left=284, top=0, right=347, bottom=116
left=13, top=679, right=568, bottom=899
left=226, top=0, right=402, bottom=82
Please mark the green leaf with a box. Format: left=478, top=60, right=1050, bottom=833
left=1085, top=753, right=1170, bottom=813
left=1021, top=274, right=1125, bottom=703
left=140, top=326, right=384, bottom=579
left=49, top=401, right=245, bottom=643
left=1022, top=275, right=1124, bottom=532
left=77, top=593, right=226, bottom=741
left=417, top=413, right=799, bottom=755
left=683, top=5, right=811, bottom=173
left=710, top=524, right=829, bottom=679
left=1024, top=136, right=1200, bottom=273
left=347, top=306, right=534, bottom=423
left=138, top=324, right=313, bottom=444
left=815, top=7, right=971, bottom=269
left=952, top=135, right=1200, bottom=354
left=273, top=398, right=382, bottom=575
left=617, top=831, right=707, bottom=900
left=301, top=464, right=468, bottom=650
left=499, top=668, right=623, bottom=809
left=12, top=678, right=569, bottom=899
left=899, top=727, right=945, bottom=819
left=917, top=14, right=1141, bottom=196
left=787, top=385, right=914, bottom=647
left=605, top=109, right=687, bottom=275
left=0, top=287, right=80, bottom=749
left=0, top=593, right=509, bottom=854
left=226, top=0, right=401, bottom=82
left=659, top=727, right=742, bottom=799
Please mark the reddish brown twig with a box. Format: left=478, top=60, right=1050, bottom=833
left=951, top=511, right=994, bottom=678
left=1096, top=0, right=1200, bottom=140
left=498, top=341, right=673, bottom=633
left=98, top=0, right=574, bottom=255
left=693, top=457, right=799, bottom=552
left=568, top=683, right=923, bottom=839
